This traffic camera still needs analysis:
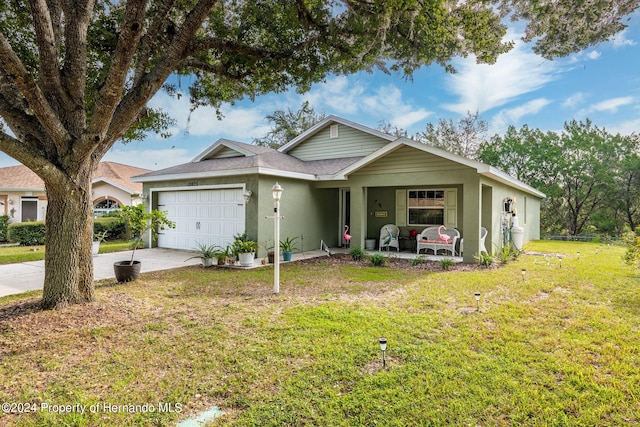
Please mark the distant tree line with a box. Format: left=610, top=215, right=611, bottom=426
left=257, top=105, right=640, bottom=237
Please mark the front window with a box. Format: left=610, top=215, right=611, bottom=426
left=93, top=199, right=120, bottom=217
left=408, top=190, right=445, bottom=226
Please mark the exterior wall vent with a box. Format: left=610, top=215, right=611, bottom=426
left=330, top=124, right=339, bottom=139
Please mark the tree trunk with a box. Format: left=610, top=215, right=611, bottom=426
left=41, top=166, right=95, bottom=309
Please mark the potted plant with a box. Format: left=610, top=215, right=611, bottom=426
left=280, top=236, right=299, bottom=262
left=114, top=204, right=175, bottom=282
left=185, top=242, right=219, bottom=267
left=92, top=230, right=108, bottom=256
left=215, top=247, right=228, bottom=266
left=233, top=238, right=259, bottom=267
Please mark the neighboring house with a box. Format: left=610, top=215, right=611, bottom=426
left=0, top=162, right=151, bottom=222
left=134, top=116, right=544, bottom=262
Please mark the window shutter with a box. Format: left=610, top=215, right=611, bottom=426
left=396, top=189, right=406, bottom=226
left=444, top=189, right=457, bottom=228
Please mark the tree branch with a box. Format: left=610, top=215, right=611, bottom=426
left=85, top=0, right=147, bottom=148
left=98, top=0, right=219, bottom=159
left=0, top=34, right=71, bottom=152
left=59, top=0, right=95, bottom=139
left=28, top=0, right=66, bottom=109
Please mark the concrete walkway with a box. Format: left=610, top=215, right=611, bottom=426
left=0, top=248, right=203, bottom=298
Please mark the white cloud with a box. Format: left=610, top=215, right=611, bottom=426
left=587, top=50, right=602, bottom=60
left=608, top=117, right=640, bottom=136
left=610, top=28, right=636, bottom=48
left=442, top=33, right=559, bottom=114
left=301, top=76, right=432, bottom=130
left=148, top=91, right=270, bottom=140
left=578, top=96, right=635, bottom=116
left=490, top=98, right=552, bottom=133
left=562, top=92, right=588, bottom=109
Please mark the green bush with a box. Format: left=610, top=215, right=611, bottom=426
left=369, top=253, right=388, bottom=266
left=0, top=215, right=9, bottom=242
left=349, top=245, right=366, bottom=261
left=411, top=255, right=425, bottom=266
left=440, top=257, right=455, bottom=270
left=474, top=251, right=495, bottom=267
left=8, top=221, right=46, bottom=245
left=94, top=217, right=126, bottom=241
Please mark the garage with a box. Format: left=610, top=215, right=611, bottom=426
left=156, top=188, right=245, bottom=251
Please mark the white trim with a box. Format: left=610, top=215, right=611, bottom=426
left=191, top=138, right=257, bottom=162
left=133, top=167, right=317, bottom=183
left=278, top=115, right=395, bottom=153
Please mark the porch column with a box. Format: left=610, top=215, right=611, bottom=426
left=349, top=185, right=366, bottom=248
left=462, top=182, right=482, bottom=263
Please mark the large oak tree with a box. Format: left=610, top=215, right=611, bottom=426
left=0, top=0, right=637, bottom=308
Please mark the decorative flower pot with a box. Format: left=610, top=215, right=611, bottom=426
left=92, top=241, right=100, bottom=255
left=282, top=251, right=293, bottom=262
left=267, top=251, right=275, bottom=264
left=238, top=252, right=255, bottom=267
left=113, top=261, right=141, bottom=283
left=202, top=257, right=213, bottom=267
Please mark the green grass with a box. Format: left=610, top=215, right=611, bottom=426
left=0, top=241, right=131, bottom=264
left=0, top=241, right=639, bottom=426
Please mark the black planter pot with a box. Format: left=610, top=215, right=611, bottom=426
left=113, top=260, right=141, bottom=283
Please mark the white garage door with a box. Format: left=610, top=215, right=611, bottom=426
left=156, top=188, right=245, bottom=251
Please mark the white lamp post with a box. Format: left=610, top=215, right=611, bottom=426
left=272, top=182, right=283, bottom=294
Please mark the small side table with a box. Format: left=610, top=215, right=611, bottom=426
left=399, top=236, right=416, bottom=252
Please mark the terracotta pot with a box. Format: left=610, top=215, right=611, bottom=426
left=113, top=260, right=141, bottom=283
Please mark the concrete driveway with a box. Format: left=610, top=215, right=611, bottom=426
left=0, top=248, right=201, bottom=298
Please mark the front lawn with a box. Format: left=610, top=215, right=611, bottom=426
left=0, top=241, right=638, bottom=426
left=0, top=241, right=131, bottom=265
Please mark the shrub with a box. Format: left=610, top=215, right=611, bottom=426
left=8, top=221, right=46, bottom=245
left=440, top=257, right=455, bottom=270
left=474, top=251, right=494, bottom=267
left=94, top=217, right=126, bottom=241
left=496, top=243, right=519, bottom=264
left=0, top=215, right=9, bottom=242
left=369, top=253, right=387, bottom=266
left=622, top=227, right=640, bottom=268
left=349, top=245, right=366, bottom=261
left=411, top=255, right=425, bottom=266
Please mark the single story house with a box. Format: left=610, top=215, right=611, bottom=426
left=0, top=162, right=151, bottom=222
left=133, top=116, right=545, bottom=262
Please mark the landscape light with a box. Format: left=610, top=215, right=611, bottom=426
left=474, top=292, right=481, bottom=311
left=379, top=337, right=387, bottom=368
left=521, top=269, right=526, bottom=282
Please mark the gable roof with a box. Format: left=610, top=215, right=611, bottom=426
left=0, top=162, right=150, bottom=193
left=134, top=117, right=544, bottom=198
left=191, top=138, right=274, bottom=162
left=134, top=139, right=362, bottom=182
left=335, top=138, right=546, bottom=198
left=278, top=115, right=396, bottom=154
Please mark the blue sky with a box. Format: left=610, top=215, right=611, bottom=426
left=2, top=13, right=639, bottom=170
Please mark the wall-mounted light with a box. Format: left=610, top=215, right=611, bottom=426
left=243, top=190, right=252, bottom=203
left=8, top=198, right=13, bottom=205
left=379, top=337, right=387, bottom=368
left=140, top=193, right=149, bottom=201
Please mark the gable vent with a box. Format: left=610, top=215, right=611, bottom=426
left=329, top=124, right=339, bottom=139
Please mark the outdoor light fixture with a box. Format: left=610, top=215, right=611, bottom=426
left=559, top=256, right=563, bottom=268
left=379, top=337, right=387, bottom=368
left=577, top=251, right=580, bottom=259
left=521, top=269, right=526, bottom=282
left=474, top=292, right=481, bottom=311
left=272, top=183, right=283, bottom=294
left=243, top=190, right=252, bottom=203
